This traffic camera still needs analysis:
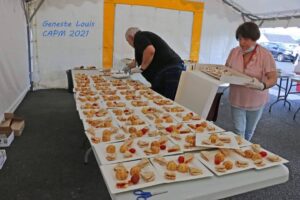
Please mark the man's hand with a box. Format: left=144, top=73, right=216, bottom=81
left=245, top=78, right=265, bottom=90
left=122, top=66, right=131, bottom=74
left=127, top=59, right=136, bottom=68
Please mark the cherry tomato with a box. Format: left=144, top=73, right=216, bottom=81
left=129, top=148, right=136, bottom=154
left=178, top=156, right=185, bottom=163
left=160, top=144, right=166, bottom=150
left=259, top=151, right=268, bottom=157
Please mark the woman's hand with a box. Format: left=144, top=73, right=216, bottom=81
left=245, top=78, right=264, bottom=90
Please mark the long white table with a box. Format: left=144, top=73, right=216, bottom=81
left=72, top=69, right=289, bottom=200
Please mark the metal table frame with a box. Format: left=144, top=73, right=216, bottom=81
left=269, top=75, right=292, bottom=112
left=285, top=77, right=300, bottom=120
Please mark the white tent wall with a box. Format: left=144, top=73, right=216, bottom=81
left=32, top=0, right=242, bottom=88
left=0, top=0, right=30, bottom=120
left=113, top=5, right=193, bottom=68
left=33, top=0, right=103, bottom=89
left=199, top=0, right=241, bottom=64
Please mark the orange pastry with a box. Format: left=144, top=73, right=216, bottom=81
left=244, top=150, right=254, bottom=159
left=130, top=166, right=141, bottom=176
left=106, top=144, right=116, bottom=153
left=223, top=160, right=233, bottom=170
left=177, top=163, right=189, bottom=173
left=119, top=144, right=128, bottom=153
left=166, top=161, right=177, bottom=171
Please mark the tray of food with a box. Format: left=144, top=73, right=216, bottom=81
left=142, top=111, right=177, bottom=125
left=168, top=133, right=205, bottom=152
left=103, top=101, right=128, bottom=109
left=130, top=100, right=150, bottom=107
left=86, top=127, right=127, bottom=144
left=136, top=136, right=182, bottom=158
left=115, top=114, right=149, bottom=127
left=197, top=149, right=255, bottom=176
left=79, top=102, right=101, bottom=110
left=140, top=90, right=163, bottom=100
left=79, top=108, right=110, bottom=119
left=152, top=99, right=174, bottom=106
left=101, top=94, right=122, bottom=102
left=195, top=132, right=240, bottom=149
left=83, top=117, right=118, bottom=131
left=162, top=105, right=186, bottom=113
left=110, top=108, right=136, bottom=117
left=150, top=153, right=213, bottom=183
left=100, top=159, right=162, bottom=194
left=186, top=121, right=224, bottom=134
left=155, top=123, right=193, bottom=135
left=222, top=131, right=252, bottom=147
left=95, top=138, right=144, bottom=164
left=119, top=90, right=137, bottom=96
left=234, top=144, right=289, bottom=170
left=171, top=111, right=202, bottom=123
left=120, top=125, right=153, bottom=138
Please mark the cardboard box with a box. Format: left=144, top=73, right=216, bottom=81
left=0, top=113, right=25, bottom=137
left=0, top=132, right=14, bottom=147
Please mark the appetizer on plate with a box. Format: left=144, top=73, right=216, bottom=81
left=131, top=101, right=148, bottom=107
left=106, top=101, right=126, bottom=108
left=80, top=102, right=100, bottom=109
left=82, top=109, right=108, bottom=118
left=153, top=99, right=173, bottom=106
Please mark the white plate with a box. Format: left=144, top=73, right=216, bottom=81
left=136, top=136, right=183, bottom=158
left=78, top=109, right=111, bottom=120
left=170, top=111, right=203, bottom=123
left=85, top=128, right=128, bottom=145
left=186, top=120, right=224, bottom=134
left=100, top=159, right=163, bottom=194
left=94, top=141, right=144, bottom=165
left=167, top=133, right=207, bottom=152
left=115, top=116, right=149, bottom=129
left=195, top=132, right=240, bottom=149
left=154, top=123, right=193, bottom=135
left=141, top=111, right=177, bottom=125
left=111, top=73, right=130, bottom=79
left=120, top=124, right=155, bottom=138
left=196, top=150, right=255, bottom=176
left=82, top=117, right=119, bottom=131
left=100, top=100, right=130, bottom=109
left=223, top=131, right=252, bottom=147
left=239, top=146, right=289, bottom=170
left=150, top=154, right=213, bottom=183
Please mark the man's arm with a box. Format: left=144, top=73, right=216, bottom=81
left=140, top=45, right=155, bottom=71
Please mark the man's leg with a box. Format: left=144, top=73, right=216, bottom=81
left=231, top=106, right=246, bottom=138
left=245, top=106, right=264, bottom=141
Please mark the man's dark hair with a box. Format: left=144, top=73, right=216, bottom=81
left=235, top=22, right=260, bottom=41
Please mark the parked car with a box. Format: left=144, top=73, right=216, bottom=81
left=260, top=42, right=296, bottom=62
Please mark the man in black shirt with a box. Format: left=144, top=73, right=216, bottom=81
left=124, top=27, right=185, bottom=100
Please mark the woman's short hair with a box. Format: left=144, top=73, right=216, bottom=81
left=235, top=22, right=260, bottom=41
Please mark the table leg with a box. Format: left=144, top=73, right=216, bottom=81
left=84, top=147, right=92, bottom=165
left=294, top=107, right=300, bottom=120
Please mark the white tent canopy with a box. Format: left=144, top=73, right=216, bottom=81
left=1, top=0, right=300, bottom=119
left=223, top=0, right=300, bottom=27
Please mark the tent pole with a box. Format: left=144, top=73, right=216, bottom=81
left=21, top=0, right=33, bottom=91
left=29, top=0, right=46, bottom=22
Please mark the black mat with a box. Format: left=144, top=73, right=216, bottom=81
left=0, top=89, right=299, bottom=200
